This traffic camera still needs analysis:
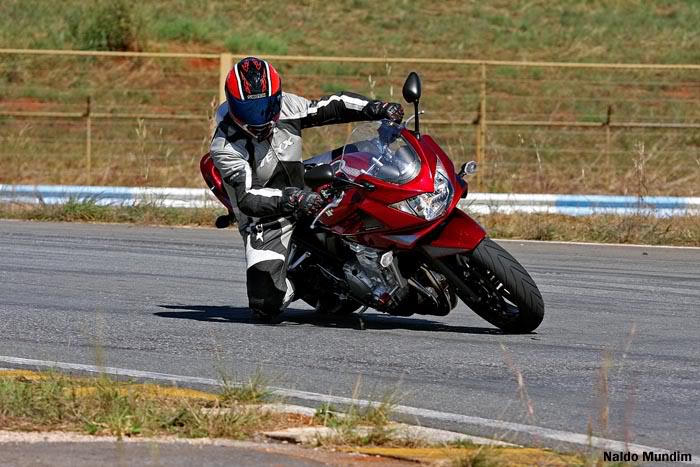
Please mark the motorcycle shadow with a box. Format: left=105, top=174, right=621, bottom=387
left=155, top=305, right=504, bottom=335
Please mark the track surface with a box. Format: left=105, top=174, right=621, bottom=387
left=1, top=220, right=698, bottom=455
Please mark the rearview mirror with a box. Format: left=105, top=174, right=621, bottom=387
left=304, top=163, right=335, bottom=188
left=402, top=72, right=422, bottom=137
left=402, top=72, right=422, bottom=103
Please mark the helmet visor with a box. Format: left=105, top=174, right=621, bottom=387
left=229, top=93, right=282, bottom=126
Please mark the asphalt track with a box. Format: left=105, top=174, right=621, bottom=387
left=1, top=220, right=699, bottom=459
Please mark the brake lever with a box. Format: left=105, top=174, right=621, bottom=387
left=310, top=192, right=344, bottom=230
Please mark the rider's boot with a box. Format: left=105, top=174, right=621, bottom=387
left=249, top=277, right=295, bottom=324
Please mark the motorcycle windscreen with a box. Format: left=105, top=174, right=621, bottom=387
left=337, top=121, right=421, bottom=184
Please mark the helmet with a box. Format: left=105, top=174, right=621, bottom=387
left=225, top=57, right=282, bottom=141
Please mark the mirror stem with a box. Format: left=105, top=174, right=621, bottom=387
left=413, top=100, right=420, bottom=138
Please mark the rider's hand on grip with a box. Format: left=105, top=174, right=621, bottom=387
left=283, top=188, right=325, bottom=217
left=364, top=101, right=405, bottom=123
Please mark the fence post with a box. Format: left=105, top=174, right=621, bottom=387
left=477, top=63, right=487, bottom=192
left=85, top=96, right=92, bottom=185
left=474, top=102, right=481, bottom=182
left=605, top=105, right=612, bottom=171
left=219, top=53, right=233, bottom=105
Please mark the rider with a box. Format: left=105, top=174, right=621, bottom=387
left=210, top=56, right=404, bottom=321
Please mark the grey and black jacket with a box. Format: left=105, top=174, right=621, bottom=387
left=209, top=92, right=381, bottom=222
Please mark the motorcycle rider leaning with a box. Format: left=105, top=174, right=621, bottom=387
left=210, top=56, right=404, bottom=321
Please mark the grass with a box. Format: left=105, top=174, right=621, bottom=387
left=312, top=391, right=399, bottom=447
left=66, top=0, right=145, bottom=52
left=219, top=371, right=271, bottom=405
left=0, top=370, right=304, bottom=440
left=452, top=448, right=503, bottom=467
left=0, top=200, right=224, bottom=226
left=224, top=32, right=289, bottom=55
left=472, top=212, right=700, bottom=247
left=0, top=370, right=632, bottom=466
left=151, top=16, right=212, bottom=44
left=2, top=1, right=700, bottom=64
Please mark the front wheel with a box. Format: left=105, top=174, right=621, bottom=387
left=449, top=238, right=544, bottom=333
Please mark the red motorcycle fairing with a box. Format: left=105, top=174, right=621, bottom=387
left=200, top=153, right=233, bottom=213
left=353, top=206, right=486, bottom=253
left=421, top=208, right=486, bottom=257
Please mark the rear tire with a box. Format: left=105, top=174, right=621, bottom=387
left=452, top=238, right=544, bottom=333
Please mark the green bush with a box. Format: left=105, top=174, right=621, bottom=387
left=68, top=0, right=144, bottom=51
left=224, top=32, right=288, bottom=55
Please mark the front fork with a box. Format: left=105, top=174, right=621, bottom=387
left=419, top=208, right=489, bottom=303
left=422, top=249, right=482, bottom=303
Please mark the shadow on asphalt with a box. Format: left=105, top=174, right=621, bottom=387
left=154, top=305, right=504, bottom=335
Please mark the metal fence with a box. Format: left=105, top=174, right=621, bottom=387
left=1, top=48, right=699, bottom=195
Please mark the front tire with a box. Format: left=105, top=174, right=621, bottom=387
left=452, top=238, right=544, bottom=333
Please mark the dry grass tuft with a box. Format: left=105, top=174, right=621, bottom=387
left=312, top=391, right=401, bottom=447
left=0, top=200, right=224, bottom=227
left=0, top=370, right=303, bottom=440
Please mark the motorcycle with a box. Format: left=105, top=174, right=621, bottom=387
left=200, top=72, right=544, bottom=333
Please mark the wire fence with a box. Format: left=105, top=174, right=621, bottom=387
left=1, top=48, right=699, bottom=195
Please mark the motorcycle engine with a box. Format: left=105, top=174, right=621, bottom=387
left=342, top=242, right=408, bottom=310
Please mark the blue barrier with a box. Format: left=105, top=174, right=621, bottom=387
left=0, top=184, right=216, bottom=208
left=1, top=184, right=698, bottom=216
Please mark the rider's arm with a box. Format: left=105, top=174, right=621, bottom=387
left=284, top=92, right=403, bottom=129
left=210, top=134, right=289, bottom=218
left=210, top=131, right=322, bottom=218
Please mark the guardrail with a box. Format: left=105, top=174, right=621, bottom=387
left=2, top=185, right=698, bottom=217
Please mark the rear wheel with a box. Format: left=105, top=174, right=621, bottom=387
left=451, top=238, right=544, bottom=333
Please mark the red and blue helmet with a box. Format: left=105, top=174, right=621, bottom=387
left=225, top=57, right=282, bottom=141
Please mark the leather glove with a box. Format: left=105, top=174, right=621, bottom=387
left=363, top=101, right=405, bottom=123
left=282, top=188, right=325, bottom=217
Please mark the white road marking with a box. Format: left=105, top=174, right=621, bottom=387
left=1, top=355, right=697, bottom=463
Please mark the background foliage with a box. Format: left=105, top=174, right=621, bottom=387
left=2, top=0, right=700, bottom=63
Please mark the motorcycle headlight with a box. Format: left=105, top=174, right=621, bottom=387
left=390, top=158, right=454, bottom=221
